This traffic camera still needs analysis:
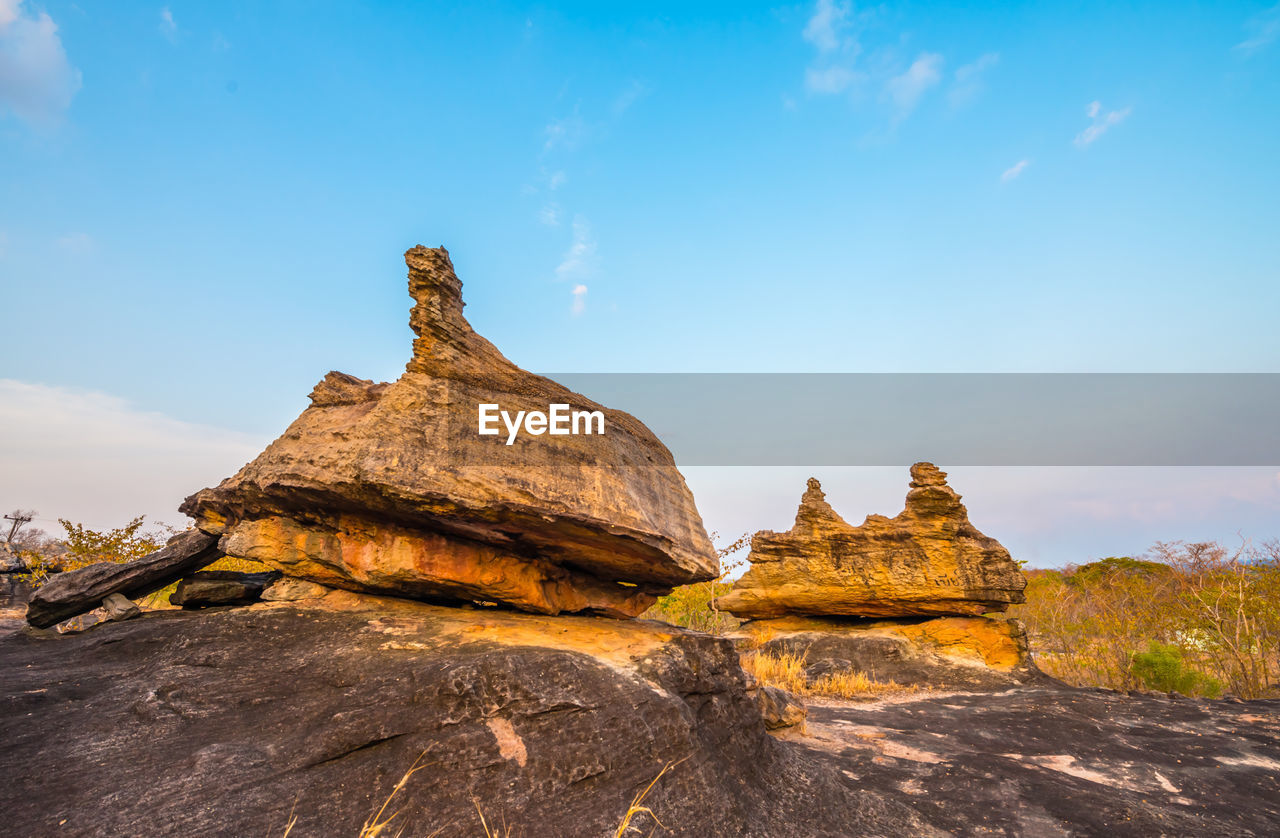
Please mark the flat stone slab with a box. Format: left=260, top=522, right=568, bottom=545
left=170, top=570, right=282, bottom=608
left=25, top=529, right=223, bottom=628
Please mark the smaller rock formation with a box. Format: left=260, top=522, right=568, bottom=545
left=101, top=593, right=141, bottom=622
left=756, top=686, right=808, bottom=730
left=25, top=530, right=223, bottom=628
left=718, top=464, right=1026, bottom=619
left=722, top=465, right=1038, bottom=690
left=170, top=571, right=282, bottom=608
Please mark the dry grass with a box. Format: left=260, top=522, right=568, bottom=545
left=740, top=649, right=912, bottom=699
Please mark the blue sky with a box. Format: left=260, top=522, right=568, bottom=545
left=2, top=1, right=1278, bottom=564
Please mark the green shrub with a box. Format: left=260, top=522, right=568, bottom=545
left=1130, top=642, right=1223, bottom=697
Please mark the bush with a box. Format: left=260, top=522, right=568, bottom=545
left=1129, top=642, right=1223, bottom=698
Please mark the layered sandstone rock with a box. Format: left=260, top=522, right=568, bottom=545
left=717, top=464, right=1026, bottom=620
left=180, top=246, right=716, bottom=617
left=737, top=615, right=1042, bottom=691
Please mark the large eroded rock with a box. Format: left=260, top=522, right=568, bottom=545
left=181, top=246, right=716, bottom=617
left=0, top=593, right=932, bottom=838
left=717, top=464, right=1026, bottom=619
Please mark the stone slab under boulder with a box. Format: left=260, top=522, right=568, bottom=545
left=717, top=465, right=1026, bottom=620
left=260, top=576, right=331, bottom=602
left=100, top=593, right=140, bottom=621
left=25, top=529, right=223, bottom=628
left=0, top=594, right=933, bottom=838
left=737, top=615, right=1046, bottom=691
left=170, top=570, right=282, bottom=608
left=180, top=246, right=716, bottom=618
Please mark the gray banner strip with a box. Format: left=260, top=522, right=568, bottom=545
left=526, top=373, right=1280, bottom=466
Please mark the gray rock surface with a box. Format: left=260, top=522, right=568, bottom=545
left=0, top=595, right=929, bottom=838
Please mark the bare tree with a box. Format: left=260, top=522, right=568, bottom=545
left=4, top=510, right=36, bottom=545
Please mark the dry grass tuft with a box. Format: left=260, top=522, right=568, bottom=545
left=358, top=751, right=434, bottom=838
left=740, top=649, right=912, bottom=699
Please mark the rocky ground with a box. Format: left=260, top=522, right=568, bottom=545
left=0, top=597, right=930, bottom=838
left=3, top=598, right=1278, bottom=837
left=801, top=688, right=1280, bottom=837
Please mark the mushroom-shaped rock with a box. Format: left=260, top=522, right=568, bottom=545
left=180, top=246, right=716, bottom=617
left=716, top=463, right=1026, bottom=619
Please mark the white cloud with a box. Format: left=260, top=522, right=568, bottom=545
left=571, top=284, right=587, bottom=316
left=1001, top=159, right=1030, bottom=182
left=1236, top=3, right=1280, bottom=55
left=885, top=52, right=943, bottom=117
left=548, top=169, right=565, bottom=190
left=803, top=0, right=851, bottom=52
left=949, top=52, right=998, bottom=106
left=0, top=379, right=265, bottom=531
left=805, top=65, right=857, bottom=94
left=555, top=216, right=596, bottom=281
left=159, top=7, right=177, bottom=42
left=0, top=0, right=82, bottom=128
left=1075, top=101, right=1132, bottom=147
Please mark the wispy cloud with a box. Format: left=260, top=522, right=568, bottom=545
left=1075, top=100, right=1132, bottom=147
left=0, top=0, right=82, bottom=128
left=555, top=216, right=596, bottom=282
left=544, top=109, right=586, bottom=152
left=949, top=52, right=998, bottom=107
left=885, top=52, right=943, bottom=117
left=1001, top=159, right=1030, bottom=182
left=159, top=7, right=177, bottom=42
left=612, top=79, right=649, bottom=116
left=803, top=0, right=852, bottom=52
left=805, top=65, right=857, bottom=95
left=1235, top=3, right=1280, bottom=55
left=571, top=284, right=587, bottom=316
left=537, top=204, right=561, bottom=227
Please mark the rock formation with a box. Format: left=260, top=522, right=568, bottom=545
left=179, top=246, right=716, bottom=618
left=721, top=465, right=1037, bottom=689
left=718, top=464, right=1025, bottom=619
left=25, top=530, right=223, bottom=628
